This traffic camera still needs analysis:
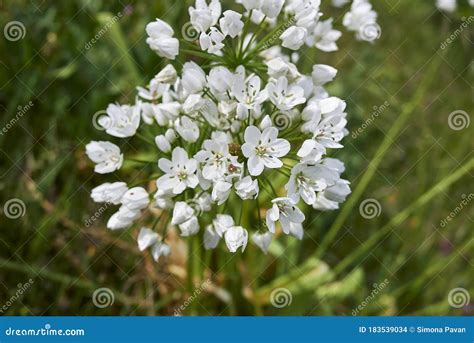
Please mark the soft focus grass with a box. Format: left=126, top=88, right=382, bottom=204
left=0, top=0, right=472, bottom=315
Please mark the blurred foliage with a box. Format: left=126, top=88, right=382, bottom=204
left=0, top=0, right=472, bottom=315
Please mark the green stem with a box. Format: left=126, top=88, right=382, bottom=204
left=237, top=10, right=254, bottom=60
left=242, top=15, right=267, bottom=57
left=187, top=238, right=197, bottom=315
left=181, top=49, right=223, bottom=61
left=244, top=16, right=295, bottom=59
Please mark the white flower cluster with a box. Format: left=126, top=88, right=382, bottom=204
left=342, top=0, right=380, bottom=42
left=436, top=0, right=474, bottom=12
left=86, top=0, right=373, bottom=260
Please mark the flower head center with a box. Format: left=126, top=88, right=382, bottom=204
left=178, top=171, right=188, bottom=181
left=255, top=145, right=268, bottom=156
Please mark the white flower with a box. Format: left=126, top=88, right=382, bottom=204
left=266, top=76, right=306, bottom=111
left=189, top=0, right=222, bottom=32
left=86, top=141, right=123, bottom=174
left=137, top=81, right=169, bottom=101
left=286, top=163, right=339, bottom=205
left=259, top=115, right=273, bottom=130
left=195, top=192, right=213, bottom=212
left=151, top=242, right=171, bottom=262
left=182, top=62, right=207, bottom=94
left=140, top=103, right=156, bottom=125
left=219, top=10, right=244, bottom=38
left=155, top=64, right=178, bottom=84
left=211, top=180, right=233, bottom=205
left=179, top=216, right=200, bottom=236
left=324, top=179, right=351, bottom=203
left=280, top=26, right=307, bottom=50
left=154, top=189, right=174, bottom=209
left=309, top=158, right=351, bottom=210
left=195, top=138, right=232, bottom=180
left=309, top=18, right=341, bottom=52
left=332, top=0, right=350, bottom=7
left=342, top=0, right=379, bottom=42
left=239, top=0, right=262, bottom=11
left=252, top=232, right=272, bottom=254
left=204, top=213, right=235, bottom=249
left=99, top=104, right=140, bottom=138
left=107, top=206, right=140, bottom=230
left=155, top=134, right=172, bottom=153
left=313, top=194, right=339, bottom=211
left=242, top=126, right=290, bottom=176
left=260, top=0, right=285, bottom=18
left=204, top=225, right=221, bottom=249
left=289, top=222, right=304, bottom=240
left=297, top=140, right=325, bottom=163
left=154, top=102, right=181, bottom=125
left=436, top=0, right=456, bottom=12
left=208, top=66, right=234, bottom=98
left=183, top=94, right=205, bottom=114
left=170, top=200, right=200, bottom=236
left=232, top=68, right=267, bottom=119
left=215, top=214, right=235, bottom=236
left=146, top=19, right=179, bottom=59
left=146, top=18, right=173, bottom=37
left=200, top=27, right=225, bottom=54
left=298, top=97, right=347, bottom=162
left=137, top=227, right=171, bottom=261
left=266, top=197, right=305, bottom=234
left=288, top=0, right=322, bottom=29
left=91, top=182, right=128, bottom=205
left=312, top=64, right=337, bottom=86
left=323, top=157, right=346, bottom=174
left=175, top=116, right=200, bottom=143
left=343, top=0, right=377, bottom=31
left=121, top=187, right=150, bottom=211
left=171, top=202, right=195, bottom=225
left=267, top=57, right=300, bottom=81
left=235, top=176, right=259, bottom=200
left=137, top=227, right=159, bottom=251
left=157, top=147, right=199, bottom=194
left=224, top=226, right=248, bottom=252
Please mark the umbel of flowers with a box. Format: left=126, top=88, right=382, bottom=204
left=86, top=0, right=379, bottom=261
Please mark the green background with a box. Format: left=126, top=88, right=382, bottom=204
left=0, top=0, right=472, bottom=315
